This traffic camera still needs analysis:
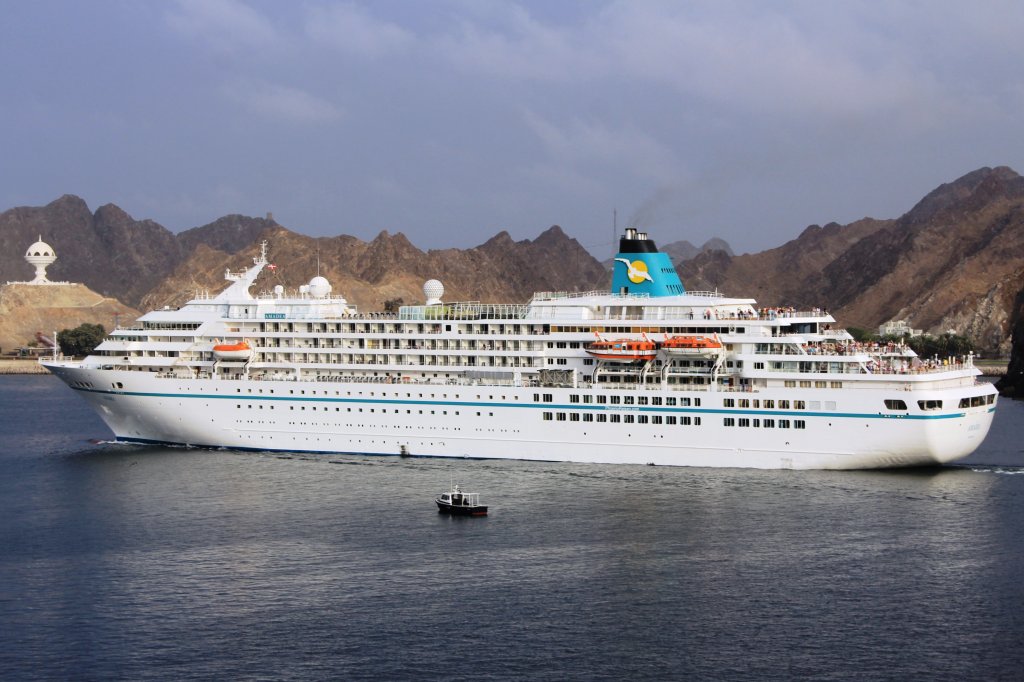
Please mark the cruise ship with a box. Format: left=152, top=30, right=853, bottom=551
left=42, top=228, right=997, bottom=469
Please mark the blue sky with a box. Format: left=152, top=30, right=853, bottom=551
left=2, top=1, right=1022, bottom=256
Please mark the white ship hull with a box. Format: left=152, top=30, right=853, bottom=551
left=44, top=364, right=996, bottom=470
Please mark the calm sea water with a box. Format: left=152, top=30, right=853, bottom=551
left=1, top=375, right=1022, bottom=681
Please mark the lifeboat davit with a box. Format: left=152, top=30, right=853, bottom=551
left=213, top=340, right=253, bottom=361
left=585, top=338, right=658, bottom=362
left=661, top=334, right=723, bottom=354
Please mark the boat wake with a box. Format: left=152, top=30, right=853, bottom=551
left=964, top=465, right=1024, bottom=475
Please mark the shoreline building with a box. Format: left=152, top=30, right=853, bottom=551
left=879, top=319, right=923, bottom=338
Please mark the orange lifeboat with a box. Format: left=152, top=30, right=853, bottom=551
left=585, top=337, right=658, bottom=362
left=212, top=340, right=253, bottom=361
left=660, top=334, right=722, bottom=355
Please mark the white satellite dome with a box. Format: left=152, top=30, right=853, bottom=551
left=308, top=275, right=332, bottom=299
left=423, top=279, right=444, bottom=305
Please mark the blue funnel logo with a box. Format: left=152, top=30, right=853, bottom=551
left=610, top=228, right=686, bottom=296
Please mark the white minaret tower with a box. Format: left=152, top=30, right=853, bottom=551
left=25, top=236, right=57, bottom=284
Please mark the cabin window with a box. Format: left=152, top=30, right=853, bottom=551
left=885, top=399, right=908, bottom=410
left=543, top=412, right=553, bottom=420
left=763, top=419, right=775, bottom=428
left=778, top=420, right=791, bottom=428
left=610, top=396, right=621, bottom=405
left=738, top=418, right=750, bottom=427
left=795, top=420, right=806, bottom=429
left=597, top=414, right=607, bottom=422
left=724, top=418, right=735, bottom=427
left=723, top=398, right=735, bottom=408
left=666, top=397, right=677, bottom=406
left=610, top=415, right=621, bottom=423
left=778, top=400, right=790, bottom=409
left=794, top=401, right=806, bottom=410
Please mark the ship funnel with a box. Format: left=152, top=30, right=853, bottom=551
left=610, top=229, right=686, bottom=297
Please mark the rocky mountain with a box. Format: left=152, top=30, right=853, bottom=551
left=0, top=197, right=606, bottom=314
left=0, top=195, right=275, bottom=309
left=140, top=225, right=608, bottom=313
left=661, top=237, right=735, bottom=262
left=3, top=165, right=1024, bottom=358
left=677, top=167, right=1024, bottom=355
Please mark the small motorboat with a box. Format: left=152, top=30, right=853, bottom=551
left=585, top=334, right=658, bottom=362
left=436, top=483, right=487, bottom=516
left=212, top=340, right=253, bottom=361
left=660, top=334, right=723, bottom=355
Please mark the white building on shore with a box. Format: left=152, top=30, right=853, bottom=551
left=879, top=319, right=923, bottom=338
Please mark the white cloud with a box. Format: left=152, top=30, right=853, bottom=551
left=165, top=0, right=280, bottom=49
left=305, top=3, right=414, bottom=57
left=434, top=4, right=598, bottom=81
left=522, top=109, right=686, bottom=186
left=427, top=0, right=1003, bottom=124
left=224, top=79, right=342, bottom=123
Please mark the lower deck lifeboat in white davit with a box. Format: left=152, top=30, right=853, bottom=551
left=585, top=336, right=658, bottom=362
left=212, top=340, right=253, bottom=361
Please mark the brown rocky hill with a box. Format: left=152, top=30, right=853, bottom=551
left=662, top=237, right=734, bottom=262
left=678, top=166, right=1024, bottom=354
left=5, top=165, right=1024, bottom=356
left=141, top=225, right=609, bottom=312
left=0, top=283, right=139, bottom=353
left=0, top=195, right=276, bottom=308
left=0, top=196, right=607, bottom=313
